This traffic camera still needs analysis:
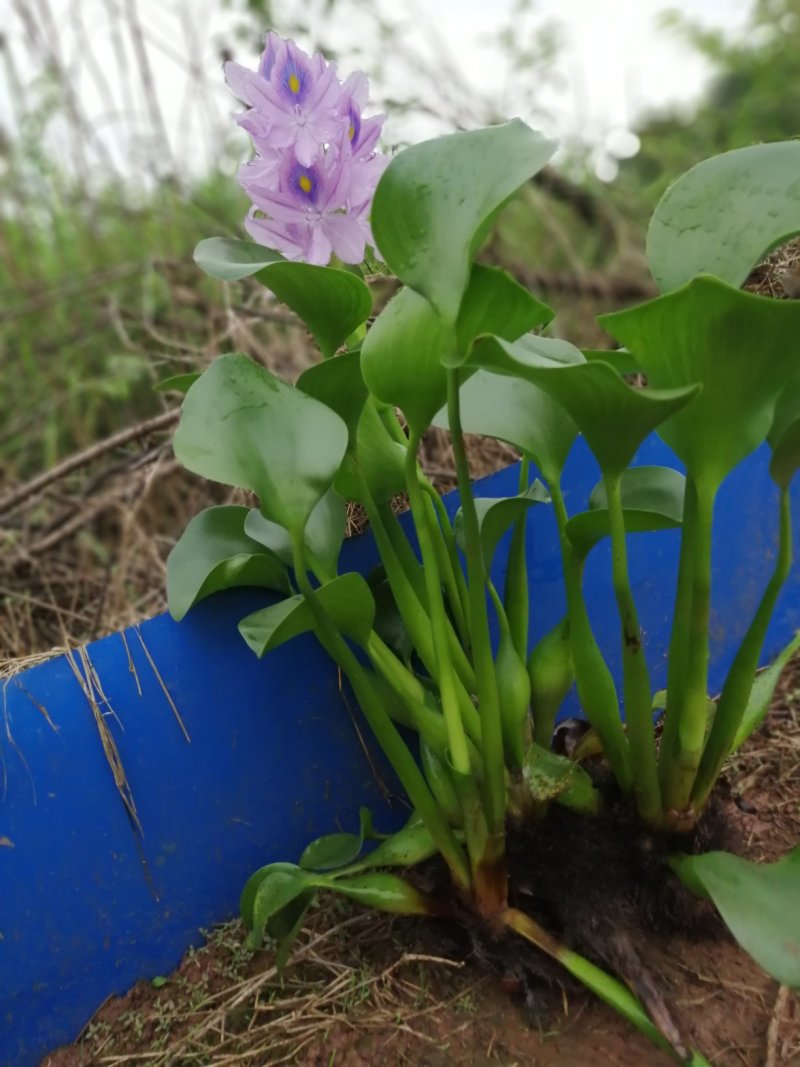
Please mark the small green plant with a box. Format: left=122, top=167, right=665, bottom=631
left=168, top=33, right=800, bottom=1064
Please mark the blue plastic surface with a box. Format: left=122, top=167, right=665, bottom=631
left=2, top=441, right=799, bottom=1066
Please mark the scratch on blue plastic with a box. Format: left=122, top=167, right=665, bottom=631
left=2, top=439, right=799, bottom=1066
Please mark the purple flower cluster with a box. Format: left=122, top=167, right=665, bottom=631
left=225, top=34, right=388, bottom=266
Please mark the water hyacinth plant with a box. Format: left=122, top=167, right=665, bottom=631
left=167, top=34, right=800, bottom=1063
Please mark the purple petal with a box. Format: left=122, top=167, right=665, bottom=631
left=305, top=223, right=333, bottom=266
left=274, top=40, right=315, bottom=105
left=322, top=213, right=367, bottom=264
left=259, top=31, right=282, bottom=79
left=244, top=209, right=304, bottom=259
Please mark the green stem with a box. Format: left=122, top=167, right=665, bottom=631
left=661, top=477, right=716, bottom=816
left=550, top=482, right=632, bottom=792
left=404, top=435, right=472, bottom=778
left=502, top=908, right=685, bottom=1062
left=424, top=484, right=471, bottom=646
left=605, top=474, right=661, bottom=825
left=290, top=533, right=471, bottom=890
left=691, top=488, right=793, bottom=809
left=505, top=458, right=531, bottom=660
left=446, top=369, right=507, bottom=850
left=658, top=480, right=698, bottom=799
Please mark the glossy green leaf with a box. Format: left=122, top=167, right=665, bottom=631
left=195, top=237, right=285, bottom=280
left=529, top=617, right=574, bottom=749
left=238, top=573, right=375, bottom=656
left=321, top=872, right=437, bottom=915
left=240, top=862, right=305, bottom=928
left=195, top=238, right=372, bottom=358
left=249, top=868, right=311, bottom=948
left=299, top=807, right=373, bottom=871
left=371, top=120, right=556, bottom=324
left=297, top=352, right=406, bottom=503
left=245, top=489, right=346, bottom=583
left=454, top=481, right=550, bottom=566
left=167, top=505, right=290, bottom=621
left=174, top=354, right=348, bottom=534
left=269, top=889, right=317, bottom=971
left=733, top=631, right=800, bottom=749
left=566, top=466, right=686, bottom=559
left=601, top=277, right=800, bottom=486
left=435, top=366, right=579, bottom=483
left=670, top=848, right=800, bottom=987
left=296, top=352, right=369, bottom=438
left=522, top=743, right=600, bottom=814
left=469, top=337, right=698, bottom=477
left=155, top=372, right=200, bottom=394
left=583, top=348, right=641, bottom=375
left=447, top=263, right=553, bottom=366
left=647, top=141, right=800, bottom=293
left=361, top=285, right=449, bottom=434
left=352, top=820, right=438, bottom=870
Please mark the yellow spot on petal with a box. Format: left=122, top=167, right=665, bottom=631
left=299, top=174, right=313, bottom=193
left=289, top=72, right=300, bottom=94
left=349, top=124, right=355, bottom=140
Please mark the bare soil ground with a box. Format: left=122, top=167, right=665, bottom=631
left=40, top=687, right=800, bottom=1067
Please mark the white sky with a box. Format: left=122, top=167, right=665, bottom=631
left=0, top=0, right=753, bottom=183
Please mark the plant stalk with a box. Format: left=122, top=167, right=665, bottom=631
left=691, top=487, right=793, bottom=809
left=290, top=533, right=471, bottom=890
left=605, top=474, right=661, bottom=824
left=505, top=458, right=531, bottom=659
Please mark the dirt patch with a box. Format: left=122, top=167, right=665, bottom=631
left=41, top=684, right=800, bottom=1067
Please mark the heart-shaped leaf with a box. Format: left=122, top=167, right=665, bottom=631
left=565, top=466, right=686, bottom=560
left=238, top=572, right=375, bottom=656
left=447, top=264, right=553, bottom=366
left=371, top=120, right=556, bottom=324
left=167, top=505, right=290, bottom=621
left=469, top=337, right=698, bottom=477
left=297, top=353, right=406, bottom=503
left=454, top=481, right=550, bottom=567
left=245, top=488, right=346, bottom=583
left=195, top=238, right=372, bottom=358
left=269, top=889, right=317, bottom=971
left=361, top=285, right=449, bottom=434
left=434, top=366, right=579, bottom=484
left=155, top=372, right=200, bottom=394
left=240, top=861, right=305, bottom=928
left=174, top=354, right=348, bottom=535
left=647, top=141, right=800, bottom=293
left=670, top=848, right=800, bottom=987
left=601, top=277, right=800, bottom=486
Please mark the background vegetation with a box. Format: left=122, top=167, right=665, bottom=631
left=1, top=0, right=799, bottom=656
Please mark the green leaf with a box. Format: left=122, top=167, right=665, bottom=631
left=269, top=889, right=317, bottom=970
left=299, top=807, right=373, bottom=871
left=167, top=505, right=290, bottom=621
left=583, top=348, right=641, bottom=375
left=447, top=263, right=553, bottom=366
left=245, top=489, right=346, bottom=583
left=174, top=354, right=348, bottom=534
left=565, top=466, right=686, bottom=560
left=522, top=742, right=600, bottom=813
left=369, top=572, right=414, bottom=661
left=601, top=277, right=800, bottom=486
left=468, top=337, right=698, bottom=477
left=249, top=868, right=311, bottom=948
left=240, top=862, right=304, bottom=928
left=435, top=365, right=579, bottom=484
left=733, top=631, right=800, bottom=749
left=195, top=237, right=285, bottom=280
left=360, top=286, right=449, bottom=434
left=371, top=121, right=556, bottom=324
left=454, top=481, right=550, bottom=567
left=195, top=238, right=372, bottom=358
left=358, top=820, right=438, bottom=868
left=670, top=848, right=800, bottom=987
left=297, top=350, right=406, bottom=503
left=238, top=572, right=375, bottom=656
left=151, top=976, right=168, bottom=988
left=155, top=372, right=200, bottom=394
left=320, top=872, right=437, bottom=915
left=647, top=141, right=800, bottom=293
